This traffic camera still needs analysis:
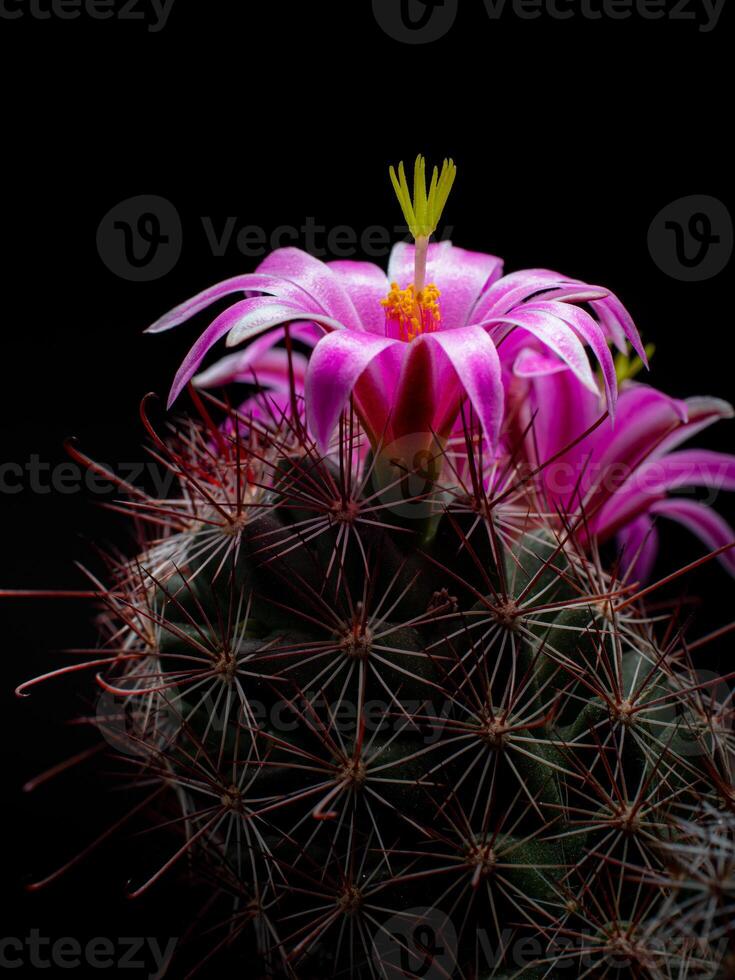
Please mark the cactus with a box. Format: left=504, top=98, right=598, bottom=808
left=14, top=159, right=735, bottom=977
left=14, top=392, right=734, bottom=978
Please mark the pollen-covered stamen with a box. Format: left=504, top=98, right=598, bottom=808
left=382, top=282, right=442, bottom=342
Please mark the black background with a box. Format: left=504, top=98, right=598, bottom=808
left=1, top=1, right=732, bottom=976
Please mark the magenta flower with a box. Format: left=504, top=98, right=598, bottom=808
left=507, top=366, right=735, bottom=580
left=146, top=156, right=733, bottom=580
left=149, top=158, right=643, bottom=463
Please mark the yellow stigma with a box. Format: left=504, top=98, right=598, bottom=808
left=389, top=155, right=457, bottom=241
left=384, top=155, right=456, bottom=336
left=382, top=282, right=441, bottom=342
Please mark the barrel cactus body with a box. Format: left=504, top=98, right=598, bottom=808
left=16, top=158, right=735, bottom=977
left=59, top=398, right=732, bottom=978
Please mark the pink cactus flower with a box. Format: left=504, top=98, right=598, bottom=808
left=149, top=158, right=643, bottom=462
left=506, top=365, right=735, bottom=580
left=147, top=156, right=733, bottom=580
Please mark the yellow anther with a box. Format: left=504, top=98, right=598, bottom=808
left=382, top=282, right=442, bottom=342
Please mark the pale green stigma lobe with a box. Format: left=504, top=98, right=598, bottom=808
left=389, top=155, right=457, bottom=241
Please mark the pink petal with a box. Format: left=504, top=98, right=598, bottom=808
left=650, top=498, right=735, bottom=576
left=589, top=383, right=689, bottom=476
left=470, top=269, right=645, bottom=364
left=194, top=347, right=308, bottom=390
left=469, top=269, right=604, bottom=322
left=596, top=449, right=735, bottom=536
left=425, top=326, right=504, bottom=450
left=513, top=348, right=570, bottom=377
left=256, top=248, right=364, bottom=332
left=485, top=305, right=600, bottom=395
left=532, top=368, right=601, bottom=466
left=191, top=326, right=293, bottom=386
left=654, top=396, right=734, bottom=459
left=225, top=300, right=345, bottom=348
left=391, top=337, right=438, bottom=442
left=167, top=296, right=293, bottom=407
left=591, top=292, right=647, bottom=363
left=617, top=515, right=659, bottom=584
left=510, top=367, right=601, bottom=506
left=353, top=342, right=407, bottom=444
left=582, top=391, right=733, bottom=521
left=524, top=301, right=617, bottom=418
left=305, top=331, right=401, bottom=453
left=146, top=273, right=314, bottom=334
left=576, top=384, right=690, bottom=522
left=328, top=260, right=390, bottom=334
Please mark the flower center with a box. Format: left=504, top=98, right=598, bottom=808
left=382, top=282, right=441, bottom=342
